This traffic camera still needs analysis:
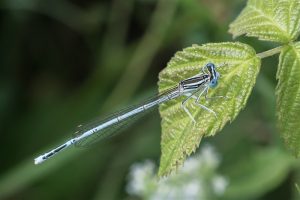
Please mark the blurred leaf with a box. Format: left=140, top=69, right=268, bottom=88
left=276, top=42, right=300, bottom=156
left=229, top=0, right=300, bottom=43
left=158, top=42, right=261, bottom=176
left=223, top=147, right=294, bottom=200
left=296, top=183, right=300, bottom=193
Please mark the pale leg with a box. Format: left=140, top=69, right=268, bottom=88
left=182, top=87, right=218, bottom=121
left=181, top=90, right=200, bottom=123
left=194, top=87, right=217, bottom=118
left=204, top=88, right=227, bottom=100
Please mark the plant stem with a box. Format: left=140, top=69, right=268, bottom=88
left=257, top=46, right=283, bottom=59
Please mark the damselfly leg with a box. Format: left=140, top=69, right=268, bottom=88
left=182, top=85, right=217, bottom=122
left=204, top=88, right=227, bottom=100
left=194, top=86, right=217, bottom=118
left=181, top=90, right=199, bottom=123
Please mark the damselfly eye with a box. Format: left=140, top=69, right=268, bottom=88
left=209, top=79, right=218, bottom=88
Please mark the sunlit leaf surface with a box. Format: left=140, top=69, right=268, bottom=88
left=158, top=42, right=261, bottom=176
left=229, top=0, right=300, bottom=43
left=276, top=42, right=300, bottom=156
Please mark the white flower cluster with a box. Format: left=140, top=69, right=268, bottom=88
left=126, top=144, right=228, bottom=200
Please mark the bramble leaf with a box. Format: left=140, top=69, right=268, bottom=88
left=229, top=0, right=300, bottom=43
left=158, top=42, right=261, bottom=176
left=276, top=42, right=300, bottom=156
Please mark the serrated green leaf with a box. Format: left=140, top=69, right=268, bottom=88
left=276, top=42, right=300, bottom=156
left=158, top=42, right=261, bottom=176
left=229, top=0, right=300, bottom=43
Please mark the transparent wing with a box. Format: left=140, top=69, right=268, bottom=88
left=73, top=105, right=150, bottom=147
left=73, top=87, right=179, bottom=147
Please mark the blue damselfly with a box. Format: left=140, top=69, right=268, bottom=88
left=34, top=63, right=220, bottom=164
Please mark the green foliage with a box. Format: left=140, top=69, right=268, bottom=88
left=228, top=0, right=300, bottom=165
left=2, top=0, right=300, bottom=199
left=229, top=0, right=300, bottom=43
left=158, top=42, right=261, bottom=176
left=276, top=42, right=300, bottom=156
left=158, top=0, right=300, bottom=176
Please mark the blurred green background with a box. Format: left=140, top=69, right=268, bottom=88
left=0, top=0, right=299, bottom=199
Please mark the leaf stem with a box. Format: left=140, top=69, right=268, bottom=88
left=257, top=46, right=283, bottom=59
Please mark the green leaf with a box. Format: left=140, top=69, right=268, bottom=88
left=158, top=42, right=261, bottom=176
left=276, top=42, right=300, bottom=156
left=229, top=0, right=300, bottom=43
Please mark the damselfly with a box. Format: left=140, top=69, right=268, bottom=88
left=34, top=63, right=221, bottom=164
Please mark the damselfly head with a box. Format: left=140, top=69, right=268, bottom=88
left=206, top=63, right=216, bottom=71
left=205, top=63, right=217, bottom=78
left=206, top=63, right=219, bottom=88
